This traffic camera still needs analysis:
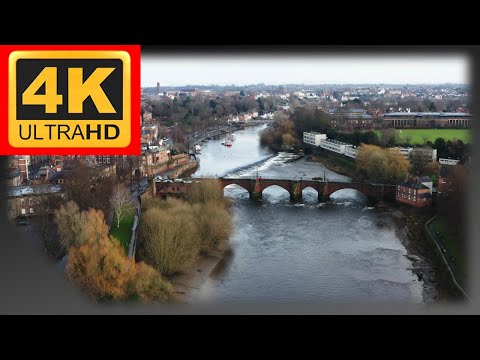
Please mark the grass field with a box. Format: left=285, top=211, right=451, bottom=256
left=432, top=218, right=465, bottom=275
left=110, top=213, right=134, bottom=254
left=375, top=129, right=471, bottom=144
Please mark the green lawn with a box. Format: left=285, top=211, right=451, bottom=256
left=110, top=213, right=135, bottom=254
left=432, top=219, right=465, bottom=275
left=375, top=129, right=471, bottom=144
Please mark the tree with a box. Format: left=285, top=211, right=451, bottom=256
left=111, top=184, right=135, bottom=228
left=282, top=133, right=297, bottom=148
left=54, top=200, right=83, bottom=248
left=434, top=137, right=447, bottom=158
left=63, top=159, right=114, bottom=215
left=356, top=144, right=410, bottom=183
left=30, top=188, right=62, bottom=246
left=240, top=90, right=245, bottom=96
left=429, top=102, right=437, bottom=111
left=55, top=201, right=109, bottom=248
left=67, top=235, right=172, bottom=302
left=379, top=128, right=399, bottom=146
left=139, top=205, right=200, bottom=276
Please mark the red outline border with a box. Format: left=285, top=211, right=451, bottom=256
left=0, top=44, right=140, bottom=155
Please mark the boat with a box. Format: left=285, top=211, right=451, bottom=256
left=194, top=144, right=201, bottom=153
left=224, top=139, right=232, bottom=147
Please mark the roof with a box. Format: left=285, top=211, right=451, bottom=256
left=329, top=108, right=366, bottom=114
left=384, top=112, right=471, bottom=118
left=398, top=180, right=430, bottom=190
left=6, top=167, right=20, bottom=179
left=7, top=184, right=63, bottom=197
left=419, top=176, right=433, bottom=183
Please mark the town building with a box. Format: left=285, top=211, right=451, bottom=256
left=303, top=132, right=327, bottom=146
left=382, top=112, right=471, bottom=128
left=328, top=108, right=374, bottom=130
left=439, top=158, right=460, bottom=166
left=395, top=179, right=433, bottom=207
left=392, top=147, right=413, bottom=160
left=344, top=146, right=358, bottom=159
left=6, top=184, right=64, bottom=221
left=319, top=139, right=354, bottom=155
left=409, top=147, right=438, bottom=162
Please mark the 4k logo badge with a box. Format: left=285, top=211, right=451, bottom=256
left=0, top=45, right=140, bottom=155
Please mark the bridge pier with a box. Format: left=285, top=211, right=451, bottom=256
left=319, top=194, right=330, bottom=203
left=250, top=191, right=262, bottom=200
left=290, top=192, right=302, bottom=202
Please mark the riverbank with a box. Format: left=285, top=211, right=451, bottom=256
left=376, top=203, right=464, bottom=303
left=306, top=153, right=358, bottom=179
left=169, top=242, right=231, bottom=303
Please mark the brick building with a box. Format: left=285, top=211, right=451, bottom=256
left=396, top=179, right=433, bottom=207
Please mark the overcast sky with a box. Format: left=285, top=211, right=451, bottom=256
left=141, top=54, right=469, bottom=87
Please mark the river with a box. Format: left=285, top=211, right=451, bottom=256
left=190, top=125, right=425, bottom=303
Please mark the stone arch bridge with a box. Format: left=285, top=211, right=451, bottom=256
left=153, top=176, right=396, bottom=203
left=219, top=177, right=396, bottom=202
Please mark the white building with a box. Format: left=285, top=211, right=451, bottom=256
left=345, top=146, right=358, bottom=159
left=393, top=147, right=413, bottom=160
left=303, top=132, right=327, bottom=146
left=319, top=139, right=353, bottom=155
left=439, top=158, right=460, bottom=166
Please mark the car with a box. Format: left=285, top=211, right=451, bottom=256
left=163, top=179, right=173, bottom=183
left=173, top=179, right=183, bottom=183
left=16, top=217, right=28, bottom=226
left=155, top=175, right=163, bottom=182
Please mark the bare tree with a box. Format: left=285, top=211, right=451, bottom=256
left=111, top=184, right=135, bottom=228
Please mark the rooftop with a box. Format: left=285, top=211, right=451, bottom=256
left=384, top=112, right=471, bottom=117
left=399, top=180, right=430, bottom=190
left=8, top=184, right=63, bottom=197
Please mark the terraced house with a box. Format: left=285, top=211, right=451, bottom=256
left=396, top=178, right=433, bottom=207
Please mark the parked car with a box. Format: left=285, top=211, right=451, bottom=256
left=173, top=179, right=183, bottom=183
left=16, top=216, right=28, bottom=226
left=155, top=175, right=163, bottom=182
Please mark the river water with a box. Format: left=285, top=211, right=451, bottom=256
left=191, top=125, right=424, bottom=303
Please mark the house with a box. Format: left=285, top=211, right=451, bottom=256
left=5, top=166, right=22, bottom=187
left=6, top=184, right=64, bottom=222
left=396, top=179, right=432, bottom=207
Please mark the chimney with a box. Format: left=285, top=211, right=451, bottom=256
left=157, top=82, right=160, bottom=95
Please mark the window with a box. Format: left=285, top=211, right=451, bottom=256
left=20, top=199, right=25, bottom=205
left=414, top=196, right=416, bottom=202
left=397, top=186, right=400, bottom=190
left=21, top=208, right=26, bottom=215
left=30, top=208, right=34, bottom=214
left=29, top=198, right=34, bottom=205
left=107, top=157, right=110, bottom=164
left=442, top=179, right=446, bottom=184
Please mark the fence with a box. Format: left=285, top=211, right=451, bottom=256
left=424, top=215, right=470, bottom=301
left=128, top=194, right=141, bottom=260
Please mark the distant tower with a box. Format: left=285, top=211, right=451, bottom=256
left=157, top=82, right=160, bottom=95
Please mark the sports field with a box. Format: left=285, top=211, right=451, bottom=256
left=375, top=129, right=471, bottom=144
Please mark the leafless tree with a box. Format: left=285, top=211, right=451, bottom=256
left=111, top=184, right=135, bottom=228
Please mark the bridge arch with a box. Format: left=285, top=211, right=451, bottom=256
left=261, top=183, right=292, bottom=194
left=328, top=188, right=369, bottom=202
left=261, top=184, right=291, bottom=201
left=223, top=183, right=250, bottom=198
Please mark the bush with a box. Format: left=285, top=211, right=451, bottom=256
left=139, top=206, right=200, bottom=276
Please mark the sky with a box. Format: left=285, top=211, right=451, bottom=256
left=141, top=54, right=469, bottom=87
